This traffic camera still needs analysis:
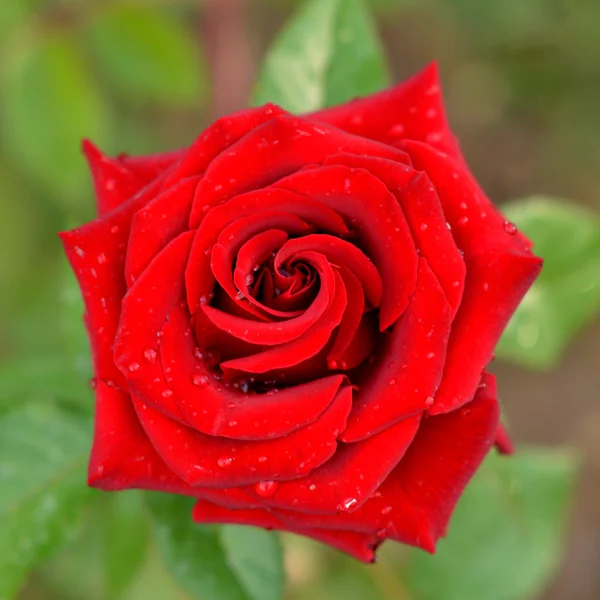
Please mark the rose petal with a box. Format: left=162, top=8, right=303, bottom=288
left=245, top=412, right=421, bottom=514
left=202, top=251, right=336, bottom=346
left=192, top=500, right=382, bottom=563
left=220, top=269, right=346, bottom=376
left=189, top=114, right=411, bottom=228
left=114, top=231, right=195, bottom=420
left=339, top=258, right=451, bottom=441
left=310, top=62, right=463, bottom=161
left=186, top=188, right=347, bottom=315
left=404, top=141, right=542, bottom=415
left=161, top=304, right=346, bottom=439
left=274, top=165, right=418, bottom=329
left=271, top=373, right=499, bottom=552
left=88, top=381, right=199, bottom=496
left=323, top=153, right=466, bottom=316
left=131, top=385, right=351, bottom=487
left=125, top=178, right=198, bottom=286
left=82, top=140, right=146, bottom=216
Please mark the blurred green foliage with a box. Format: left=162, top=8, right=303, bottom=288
left=0, top=0, right=598, bottom=599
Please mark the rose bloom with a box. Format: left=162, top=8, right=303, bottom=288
left=61, top=64, right=541, bottom=562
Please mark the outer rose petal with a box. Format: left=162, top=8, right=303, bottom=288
left=310, top=62, right=463, bottom=162
left=82, top=140, right=146, bottom=216
left=131, top=386, right=351, bottom=487
left=89, top=381, right=200, bottom=496
left=404, top=141, right=542, bottom=414
left=192, top=501, right=382, bottom=563
left=341, top=258, right=451, bottom=442
left=270, top=373, right=499, bottom=552
left=188, top=114, right=411, bottom=228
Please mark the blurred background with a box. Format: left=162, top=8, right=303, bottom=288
left=0, top=0, right=599, bottom=599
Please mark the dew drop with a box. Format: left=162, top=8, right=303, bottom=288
left=110, top=225, right=120, bottom=235
left=257, top=456, right=268, bottom=464
left=217, top=456, right=233, bottom=468
left=426, top=352, right=435, bottom=359
left=128, top=362, right=140, bottom=372
left=245, top=274, right=254, bottom=286
left=327, top=358, right=339, bottom=370
left=192, top=374, right=210, bottom=387
left=388, top=379, right=396, bottom=385
left=74, top=246, right=85, bottom=258
left=381, top=506, right=393, bottom=515
left=482, top=282, right=489, bottom=292
left=309, top=484, right=316, bottom=491
left=457, top=216, right=469, bottom=226
left=419, top=223, right=428, bottom=232
left=88, top=377, right=97, bottom=389
left=504, top=221, right=517, bottom=235
left=202, top=204, right=211, bottom=212
left=255, top=481, right=278, bottom=497
left=161, top=389, right=173, bottom=398
left=425, top=396, right=434, bottom=407
left=143, top=348, right=157, bottom=363
left=228, top=420, right=237, bottom=427
left=337, top=497, right=358, bottom=512
left=452, top=280, right=460, bottom=288
left=97, top=252, right=107, bottom=264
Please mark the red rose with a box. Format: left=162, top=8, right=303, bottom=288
left=60, top=63, right=541, bottom=562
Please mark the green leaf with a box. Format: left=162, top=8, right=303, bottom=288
left=102, top=492, right=150, bottom=599
left=147, top=494, right=284, bottom=600
left=87, top=6, right=208, bottom=108
left=405, top=447, right=578, bottom=600
left=1, top=32, right=112, bottom=210
left=220, top=525, right=284, bottom=600
left=0, top=403, right=95, bottom=599
left=252, top=0, right=389, bottom=112
left=497, top=197, right=600, bottom=369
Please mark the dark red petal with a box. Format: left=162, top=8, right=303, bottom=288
left=114, top=231, right=195, bottom=420
left=323, top=153, right=466, bottom=316
left=163, top=103, right=287, bottom=191
left=82, top=140, right=146, bottom=216
left=202, top=251, right=336, bottom=346
left=220, top=269, right=346, bottom=376
left=192, top=500, right=381, bottom=563
left=59, top=182, right=164, bottom=390
left=404, top=141, right=543, bottom=415
left=116, top=149, right=185, bottom=181
left=495, top=423, right=515, bottom=455
left=131, top=386, right=351, bottom=487
left=212, top=212, right=312, bottom=318
left=274, top=165, right=418, bottom=330
left=246, top=413, right=421, bottom=514
left=271, top=373, right=499, bottom=552
left=186, top=188, right=348, bottom=315
left=189, top=114, right=411, bottom=228
left=310, top=62, right=462, bottom=161
left=341, top=258, right=451, bottom=442
left=275, top=234, right=382, bottom=309
left=327, top=268, right=365, bottom=365
left=161, top=305, right=346, bottom=439
left=88, top=381, right=199, bottom=496
left=125, top=178, right=197, bottom=286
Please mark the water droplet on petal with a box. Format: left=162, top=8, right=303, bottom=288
left=143, top=348, right=157, bottom=363
left=255, top=481, right=278, bottom=497
left=88, top=377, right=97, bottom=389
left=192, top=374, right=210, bottom=387
left=425, top=396, right=434, bottom=407
left=110, top=225, right=119, bottom=234
left=217, top=456, right=233, bottom=468
left=426, top=352, right=435, bottom=359
left=327, top=359, right=339, bottom=370
left=419, top=223, right=428, bottom=232
left=504, top=221, right=517, bottom=235
left=228, top=420, right=237, bottom=427
left=388, top=379, right=396, bottom=385
left=257, top=456, right=268, bottom=464
left=337, top=498, right=358, bottom=512
left=245, top=274, right=254, bottom=286
left=162, top=389, right=173, bottom=398
left=457, top=216, right=469, bottom=226
left=128, top=362, right=140, bottom=372
left=381, top=506, right=392, bottom=515
left=97, top=253, right=107, bottom=264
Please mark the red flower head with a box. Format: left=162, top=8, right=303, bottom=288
left=60, top=64, right=542, bottom=562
